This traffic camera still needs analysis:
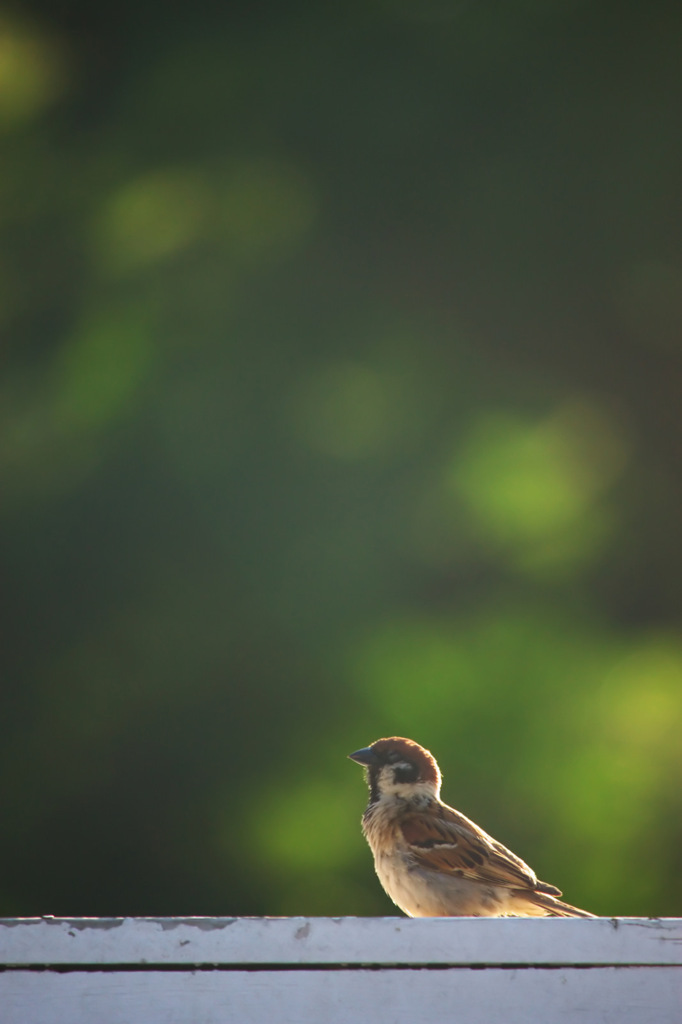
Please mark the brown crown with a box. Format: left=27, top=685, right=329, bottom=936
left=369, top=736, right=442, bottom=788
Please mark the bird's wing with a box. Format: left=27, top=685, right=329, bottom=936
left=399, top=803, right=561, bottom=895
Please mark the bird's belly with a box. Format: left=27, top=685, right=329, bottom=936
left=374, top=852, right=505, bottom=917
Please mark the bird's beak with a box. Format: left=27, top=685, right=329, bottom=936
left=348, top=746, right=379, bottom=766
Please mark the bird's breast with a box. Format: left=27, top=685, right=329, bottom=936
left=361, top=799, right=507, bottom=918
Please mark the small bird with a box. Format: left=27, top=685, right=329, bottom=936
left=349, top=736, right=594, bottom=917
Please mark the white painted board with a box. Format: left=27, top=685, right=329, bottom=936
left=1, top=966, right=681, bottom=1024
left=2, top=918, right=680, bottom=1024
left=2, top=916, right=682, bottom=966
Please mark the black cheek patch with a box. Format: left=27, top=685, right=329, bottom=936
left=393, top=763, right=419, bottom=784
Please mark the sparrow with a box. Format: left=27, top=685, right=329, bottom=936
left=349, top=736, right=594, bottom=917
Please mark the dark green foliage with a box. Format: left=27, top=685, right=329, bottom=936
left=1, top=0, right=681, bottom=918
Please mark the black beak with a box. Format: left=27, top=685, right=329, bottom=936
left=348, top=746, right=379, bottom=766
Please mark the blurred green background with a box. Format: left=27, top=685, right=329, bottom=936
left=2, top=0, right=682, bottom=919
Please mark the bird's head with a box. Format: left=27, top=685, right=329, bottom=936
left=348, top=736, right=442, bottom=804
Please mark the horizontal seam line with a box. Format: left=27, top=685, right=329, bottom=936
left=0, top=962, right=678, bottom=973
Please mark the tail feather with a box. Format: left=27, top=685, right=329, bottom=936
left=520, top=888, right=595, bottom=918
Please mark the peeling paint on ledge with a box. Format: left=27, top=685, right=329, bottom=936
left=157, top=919, right=239, bottom=931
left=1, top=918, right=682, bottom=970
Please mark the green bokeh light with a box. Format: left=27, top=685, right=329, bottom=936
left=453, top=404, right=628, bottom=574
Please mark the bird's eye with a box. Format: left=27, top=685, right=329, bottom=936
left=393, top=762, right=418, bottom=784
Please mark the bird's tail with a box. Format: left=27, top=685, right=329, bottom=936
left=520, top=888, right=596, bottom=918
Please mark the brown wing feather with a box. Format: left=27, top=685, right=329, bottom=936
left=399, top=803, right=544, bottom=892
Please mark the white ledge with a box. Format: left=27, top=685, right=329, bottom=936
left=1, top=916, right=681, bottom=966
